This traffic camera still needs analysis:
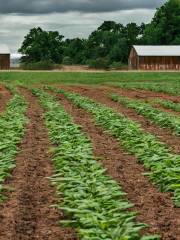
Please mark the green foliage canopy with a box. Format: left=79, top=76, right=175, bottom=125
left=142, top=0, right=180, bottom=44
left=19, top=27, right=64, bottom=63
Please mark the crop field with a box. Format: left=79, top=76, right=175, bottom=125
left=0, top=72, right=179, bottom=240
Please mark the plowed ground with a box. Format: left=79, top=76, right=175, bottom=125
left=0, top=85, right=179, bottom=240
left=0, top=89, right=76, bottom=240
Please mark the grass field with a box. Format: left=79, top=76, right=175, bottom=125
left=0, top=71, right=180, bottom=85
left=0, top=71, right=179, bottom=239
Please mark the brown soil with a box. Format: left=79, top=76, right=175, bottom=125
left=0, top=89, right=76, bottom=240
left=54, top=92, right=180, bottom=240
left=0, top=84, right=11, bottom=112
left=101, top=86, right=180, bottom=116
left=152, top=103, right=180, bottom=116
left=103, top=85, right=180, bottom=102
left=62, top=85, right=180, bottom=154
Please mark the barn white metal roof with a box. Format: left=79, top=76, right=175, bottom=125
left=133, top=45, right=180, bottom=57
left=0, top=44, right=10, bottom=54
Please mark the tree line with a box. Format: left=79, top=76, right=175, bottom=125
left=19, top=0, right=180, bottom=69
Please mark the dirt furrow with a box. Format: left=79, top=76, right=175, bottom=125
left=103, top=85, right=180, bottom=102
left=62, top=85, right=180, bottom=154
left=0, top=89, right=76, bottom=240
left=151, top=104, right=180, bottom=116
left=54, top=92, right=180, bottom=240
left=0, top=85, right=11, bottom=112
left=101, top=86, right=180, bottom=116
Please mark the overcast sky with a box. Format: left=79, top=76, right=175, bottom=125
left=0, top=0, right=166, bottom=53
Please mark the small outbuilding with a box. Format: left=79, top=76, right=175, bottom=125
left=0, top=44, right=10, bottom=70
left=129, top=45, right=180, bottom=70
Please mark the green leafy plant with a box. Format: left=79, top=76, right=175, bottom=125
left=88, top=57, right=110, bottom=70
left=109, top=62, right=128, bottom=70
left=21, top=60, right=54, bottom=70
left=47, top=87, right=180, bottom=207
left=110, top=94, right=180, bottom=136
left=0, top=88, right=27, bottom=201
left=33, top=88, right=159, bottom=240
left=152, top=99, right=180, bottom=113
left=107, top=82, right=180, bottom=96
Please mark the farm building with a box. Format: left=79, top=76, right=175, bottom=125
left=129, top=45, right=180, bottom=70
left=0, top=44, right=10, bottom=70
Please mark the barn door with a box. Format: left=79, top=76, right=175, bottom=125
left=0, top=55, right=10, bottom=70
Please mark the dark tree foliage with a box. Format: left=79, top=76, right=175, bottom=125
left=63, top=38, right=87, bottom=64
left=19, top=0, right=180, bottom=67
left=19, top=22, right=141, bottom=65
left=19, top=27, right=64, bottom=63
left=75, top=21, right=141, bottom=64
left=142, top=0, right=180, bottom=44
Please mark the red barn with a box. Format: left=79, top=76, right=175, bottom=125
left=129, top=45, right=180, bottom=70
left=0, top=44, right=10, bottom=70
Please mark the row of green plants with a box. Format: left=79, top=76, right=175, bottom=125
left=107, top=82, right=180, bottom=96
left=152, top=99, right=180, bottom=113
left=0, top=88, right=27, bottom=201
left=110, top=94, right=180, bottom=136
left=47, top=87, right=180, bottom=207
left=33, top=88, right=159, bottom=240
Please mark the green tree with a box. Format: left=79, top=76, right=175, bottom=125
left=85, top=21, right=140, bottom=64
left=63, top=38, right=86, bottom=64
left=125, top=23, right=141, bottom=47
left=86, top=21, right=125, bottom=58
left=19, top=27, right=64, bottom=63
left=142, top=0, right=180, bottom=44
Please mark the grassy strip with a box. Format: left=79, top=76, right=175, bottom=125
left=110, top=94, right=180, bottom=136
left=0, top=88, right=28, bottom=201
left=48, top=87, right=180, bottom=207
left=152, top=99, right=180, bottom=113
left=32, top=89, right=159, bottom=240
left=1, top=72, right=180, bottom=86
left=107, top=82, right=180, bottom=96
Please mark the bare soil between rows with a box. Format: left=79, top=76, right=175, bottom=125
left=0, top=85, right=11, bottom=112
left=0, top=84, right=179, bottom=240
left=101, top=86, right=180, bottom=116
left=104, top=85, right=180, bottom=102
left=62, top=85, right=180, bottom=154
left=54, top=91, right=180, bottom=239
left=0, top=89, right=76, bottom=240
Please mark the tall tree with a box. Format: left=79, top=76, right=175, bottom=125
left=19, top=27, right=64, bottom=63
left=86, top=21, right=140, bottom=63
left=63, top=38, right=86, bottom=64
left=142, top=0, right=180, bottom=44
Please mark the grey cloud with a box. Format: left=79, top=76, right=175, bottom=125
left=0, top=9, right=155, bottom=52
left=0, top=0, right=166, bottom=14
left=0, top=0, right=166, bottom=52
